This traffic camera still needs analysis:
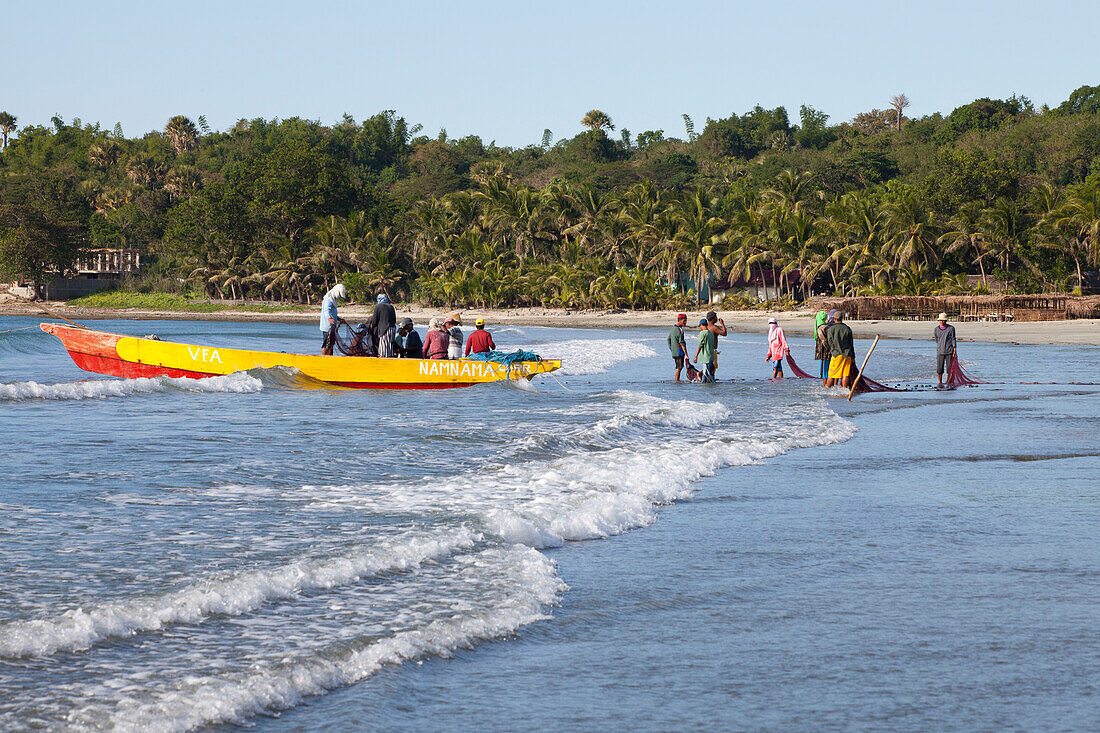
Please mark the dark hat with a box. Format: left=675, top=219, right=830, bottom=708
left=400, top=317, right=413, bottom=328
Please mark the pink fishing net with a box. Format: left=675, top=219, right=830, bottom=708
left=852, top=374, right=904, bottom=393
left=786, top=353, right=903, bottom=392
left=784, top=353, right=817, bottom=379
left=945, top=355, right=987, bottom=386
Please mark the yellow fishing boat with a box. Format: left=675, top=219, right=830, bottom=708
left=40, top=324, right=561, bottom=389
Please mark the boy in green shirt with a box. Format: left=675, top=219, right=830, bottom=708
left=694, top=318, right=717, bottom=383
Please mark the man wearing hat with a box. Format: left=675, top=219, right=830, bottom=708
left=465, top=317, right=496, bottom=356
left=370, top=292, right=397, bottom=358
left=397, top=318, right=422, bottom=359
left=667, top=313, right=689, bottom=381
left=934, top=312, right=957, bottom=387
left=445, top=314, right=464, bottom=359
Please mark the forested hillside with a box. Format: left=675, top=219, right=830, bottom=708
left=2, top=86, right=1100, bottom=308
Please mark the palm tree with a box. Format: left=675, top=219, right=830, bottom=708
left=164, top=115, right=199, bottom=155
left=981, top=197, right=1032, bottom=278
left=126, top=153, right=165, bottom=189
left=88, top=139, right=122, bottom=169
left=764, top=169, right=814, bottom=211
left=940, top=202, right=991, bottom=288
left=885, top=192, right=940, bottom=270
left=580, top=110, right=614, bottom=132
left=0, top=112, right=16, bottom=150
left=165, top=166, right=202, bottom=200
left=672, top=188, right=726, bottom=302
left=1052, top=182, right=1100, bottom=292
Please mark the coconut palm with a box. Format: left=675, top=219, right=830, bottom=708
left=885, top=192, right=940, bottom=270
left=981, top=197, right=1032, bottom=276
left=672, top=187, right=726, bottom=302
left=940, top=202, right=991, bottom=288
left=1052, top=182, right=1100, bottom=291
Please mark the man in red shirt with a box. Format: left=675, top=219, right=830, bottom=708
left=465, top=318, right=496, bottom=356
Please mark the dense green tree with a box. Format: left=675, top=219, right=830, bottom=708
left=1054, top=84, right=1100, bottom=116
left=0, top=173, right=91, bottom=291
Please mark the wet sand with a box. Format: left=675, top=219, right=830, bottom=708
left=2, top=301, right=1098, bottom=345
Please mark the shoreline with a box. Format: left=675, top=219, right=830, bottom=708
left=2, top=302, right=1099, bottom=346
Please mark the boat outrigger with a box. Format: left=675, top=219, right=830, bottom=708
left=40, top=324, right=561, bottom=389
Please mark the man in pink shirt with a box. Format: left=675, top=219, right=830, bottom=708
left=423, top=318, right=450, bottom=359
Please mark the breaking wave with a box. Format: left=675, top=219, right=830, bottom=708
left=0, top=528, right=479, bottom=658
left=71, top=546, right=564, bottom=732
left=0, top=372, right=264, bottom=401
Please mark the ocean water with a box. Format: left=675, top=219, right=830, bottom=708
left=1, top=317, right=1097, bottom=732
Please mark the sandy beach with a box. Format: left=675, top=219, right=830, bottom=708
left=3, top=300, right=1099, bottom=345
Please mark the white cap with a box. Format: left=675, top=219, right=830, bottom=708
left=768, top=317, right=777, bottom=324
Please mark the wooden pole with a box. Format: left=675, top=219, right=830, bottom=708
left=847, top=335, right=880, bottom=401
left=4, top=288, right=87, bottom=329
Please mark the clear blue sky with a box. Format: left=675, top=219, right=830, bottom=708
left=3, top=0, right=1098, bottom=147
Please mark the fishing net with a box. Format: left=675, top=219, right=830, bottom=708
left=786, top=353, right=903, bottom=392
left=784, top=353, right=818, bottom=379
left=945, top=355, right=987, bottom=386
left=852, top=374, right=904, bottom=393
left=467, top=349, right=542, bottom=364
left=334, top=322, right=377, bottom=357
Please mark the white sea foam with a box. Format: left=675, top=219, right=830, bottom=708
left=530, top=338, right=658, bottom=375
left=307, top=395, right=857, bottom=549
left=592, top=389, right=731, bottom=430
left=0, top=372, right=263, bottom=401
left=74, top=546, right=565, bottom=733
left=0, top=528, right=478, bottom=659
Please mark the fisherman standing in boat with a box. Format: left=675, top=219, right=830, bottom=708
left=370, top=293, right=397, bottom=358
left=667, top=313, right=689, bottom=381
left=320, top=283, right=346, bottom=355
left=934, top=312, right=957, bottom=387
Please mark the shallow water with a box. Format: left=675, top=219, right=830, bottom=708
left=1, top=317, right=1097, bottom=731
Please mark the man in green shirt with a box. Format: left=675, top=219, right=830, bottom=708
left=824, top=311, right=856, bottom=388
left=667, top=313, right=689, bottom=381
left=694, top=318, right=718, bottom=383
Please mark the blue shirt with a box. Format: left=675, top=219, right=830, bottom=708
left=320, top=295, right=339, bottom=332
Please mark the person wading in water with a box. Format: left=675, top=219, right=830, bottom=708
left=934, top=312, right=957, bottom=387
